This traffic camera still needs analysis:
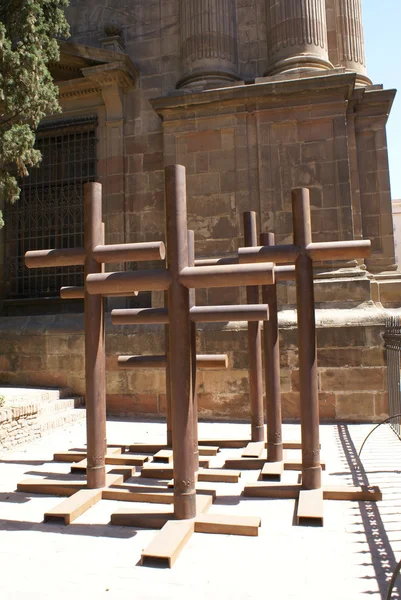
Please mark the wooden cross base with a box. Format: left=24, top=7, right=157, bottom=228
left=141, top=463, right=241, bottom=483
left=17, top=468, right=135, bottom=525
left=243, top=482, right=382, bottom=526
left=224, top=452, right=326, bottom=479
left=53, top=445, right=239, bottom=484
left=17, top=465, right=220, bottom=525
left=199, top=438, right=302, bottom=451
left=54, top=447, right=149, bottom=467
left=111, top=493, right=261, bottom=568
left=125, top=443, right=220, bottom=457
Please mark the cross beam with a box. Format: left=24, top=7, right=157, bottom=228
left=117, top=355, right=228, bottom=370
left=25, top=241, right=165, bottom=268
left=111, top=304, right=269, bottom=324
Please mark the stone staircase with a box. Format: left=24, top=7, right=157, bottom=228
left=0, top=386, right=86, bottom=452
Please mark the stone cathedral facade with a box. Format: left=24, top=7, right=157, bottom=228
left=0, top=0, right=398, bottom=421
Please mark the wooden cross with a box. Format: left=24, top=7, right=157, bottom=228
left=194, top=214, right=302, bottom=479
left=238, top=188, right=381, bottom=523
left=223, top=224, right=307, bottom=479
left=111, top=227, right=270, bottom=481
left=84, top=165, right=275, bottom=563
left=18, top=182, right=169, bottom=521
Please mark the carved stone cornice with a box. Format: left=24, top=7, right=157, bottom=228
left=152, top=71, right=356, bottom=121
left=353, top=88, right=396, bottom=132
left=82, top=61, right=137, bottom=90
left=59, top=84, right=102, bottom=101
left=54, top=42, right=139, bottom=105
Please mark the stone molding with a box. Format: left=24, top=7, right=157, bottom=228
left=152, top=71, right=356, bottom=120
left=55, top=42, right=138, bottom=101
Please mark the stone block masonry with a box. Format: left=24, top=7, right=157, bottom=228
left=0, top=0, right=399, bottom=424
left=0, top=404, right=41, bottom=452
left=0, top=308, right=391, bottom=424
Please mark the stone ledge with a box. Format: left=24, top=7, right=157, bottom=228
left=1, top=304, right=400, bottom=336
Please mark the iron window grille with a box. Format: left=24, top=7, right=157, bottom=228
left=3, top=116, right=97, bottom=302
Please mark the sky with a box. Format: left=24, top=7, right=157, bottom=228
left=363, top=0, right=401, bottom=200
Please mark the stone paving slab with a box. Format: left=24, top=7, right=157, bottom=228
left=1, top=418, right=401, bottom=599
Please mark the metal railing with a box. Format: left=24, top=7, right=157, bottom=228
left=384, top=316, right=401, bottom=438
left=4, top=116, right=97, bottom=301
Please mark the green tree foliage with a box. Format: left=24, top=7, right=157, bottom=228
left=0, top=0, right=70, bottom=227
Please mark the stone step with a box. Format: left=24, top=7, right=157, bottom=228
left=0, top=386, right=63, bottom=405
left=58, top=388, right=76, bottom=399
left=37, top=407, right=86, bottom=434
left=0, top=385, right=87, bottom=453
left=0, top=406, right=86, bottom=453
left=37, top=397, right=85, bottom=415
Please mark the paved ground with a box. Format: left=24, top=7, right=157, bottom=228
left=1, top=417, right=401, bottom=600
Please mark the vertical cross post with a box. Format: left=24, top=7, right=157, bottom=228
left=164, top=290, right=173, bottom=447
left=260, top=232, right=283, bottom=463
left=165, top=165, right=196, bottom=519
left=243, top=212, right=264, bottom=443
left=292, top=188, right=321, bottom=490
left=84, top=182, right=106, bottom=489
left=188, top=230, right=200, bottom=472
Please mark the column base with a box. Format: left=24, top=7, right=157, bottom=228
left=265, top=55, right=333, bottom=77
left=176, top=69, right=242, bottom=92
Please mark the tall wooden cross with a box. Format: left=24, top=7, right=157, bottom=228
left=18, top=183, right=169, bottom=521
left=112, top=228, right=269, bottom=482
left=239, top=188, right=381, bottom=523
left=86, top=165, right=274, bottom=521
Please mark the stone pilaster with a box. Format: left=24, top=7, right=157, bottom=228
left=265, top=0, right=332, bottom=75
left=329, top=0, right=371, bottom=86
left=354, top=88, right=397, bottom=275
left=177, top=0, right=240, bottom=90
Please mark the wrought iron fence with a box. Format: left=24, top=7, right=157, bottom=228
left=3, top=116, right=97, bottom=301
left=384, top=316, right=401, bottom=438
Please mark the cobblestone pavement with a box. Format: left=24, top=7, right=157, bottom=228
left=1, top=418, right=401, bottom=600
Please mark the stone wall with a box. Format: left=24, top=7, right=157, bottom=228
left=0, top=307, right=389, bottom=423
left=0, top=404, right=41, bottom=452
left=0, top=1, right=398, bottom=422
left=0, top=388, right=85, bottom=452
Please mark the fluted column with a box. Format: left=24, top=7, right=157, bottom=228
left=265, top=0, right=333, bottom=76
left=177, top=0, right=240, bottom=90
left=335, top=0, right=371, bottom=85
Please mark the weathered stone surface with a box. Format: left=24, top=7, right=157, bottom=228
left=0, top=388, right=85, bottom=452
left=0, top=311, right=393, bottom=422
left=265, top=0, right=331, bottom=75
left=326, top=0, right=369, bottom=85
left=178, top=0, right=239, bottom=90
left=0, top=2, right=397, bottom=425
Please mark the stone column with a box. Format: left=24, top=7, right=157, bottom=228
left=334, top=0, right=371, bottom=85
left=177, top=0, right=240, bottom=90
left=265, top=0, right=332, bottom=75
